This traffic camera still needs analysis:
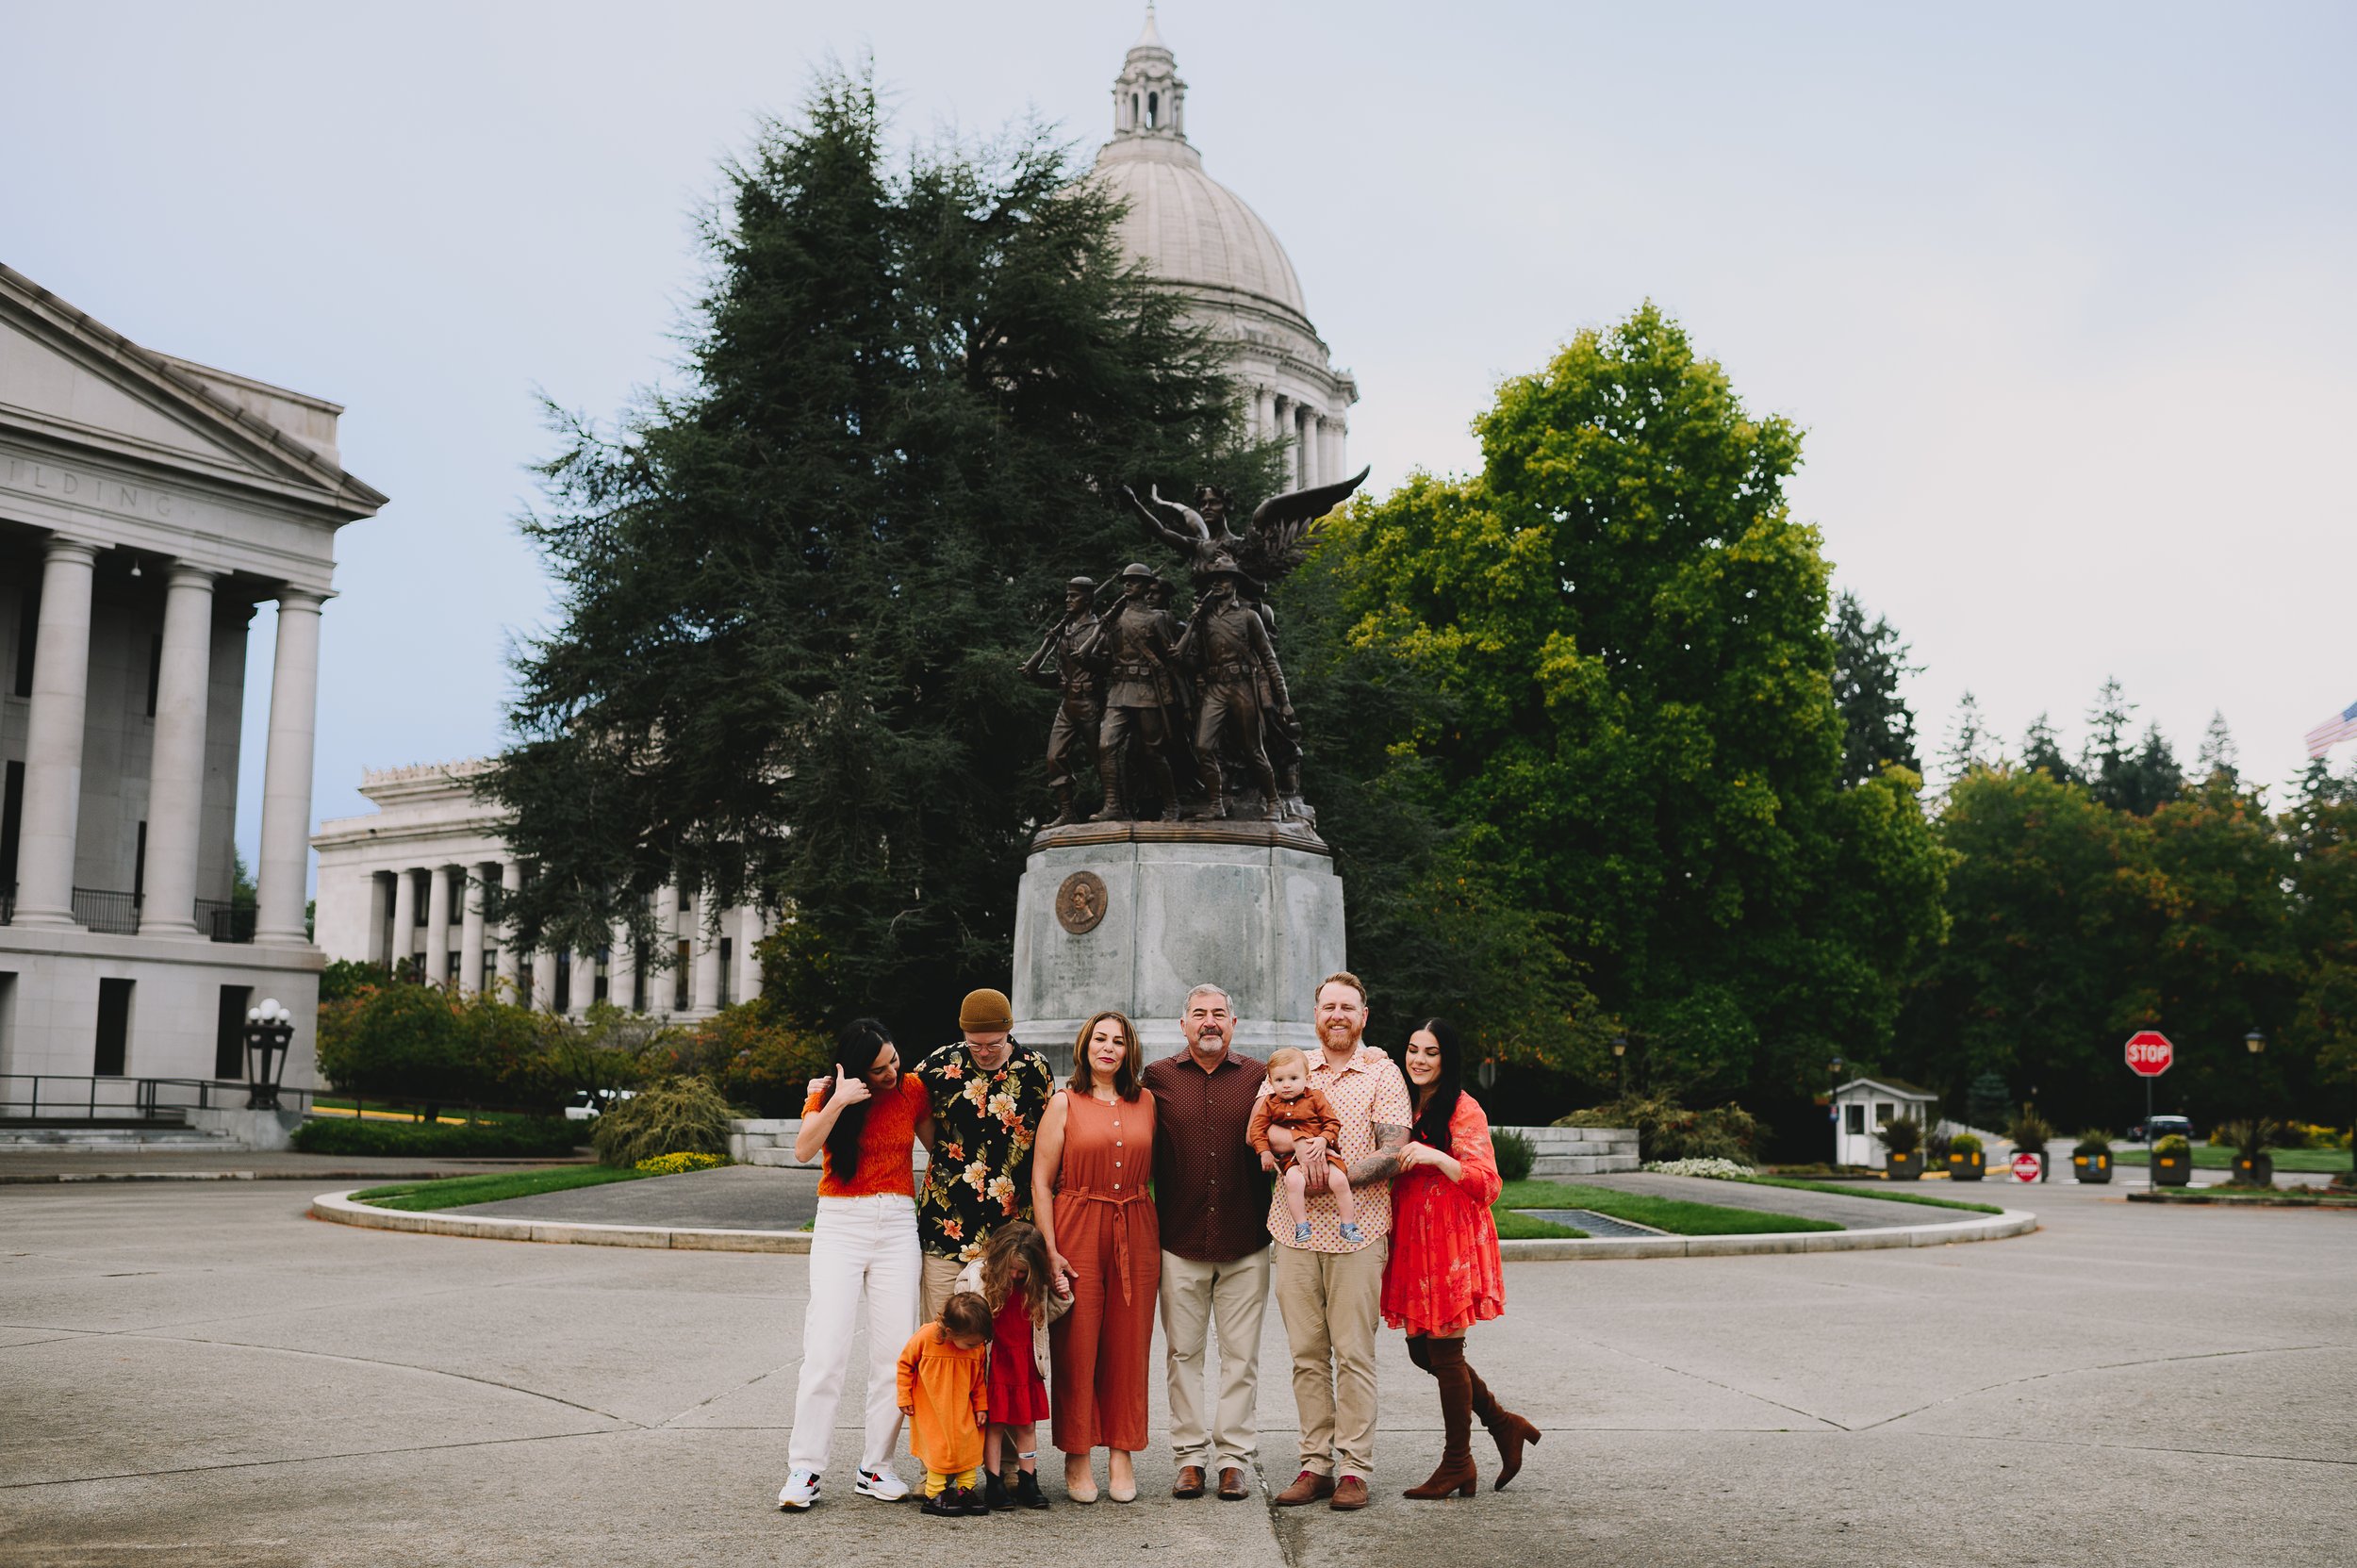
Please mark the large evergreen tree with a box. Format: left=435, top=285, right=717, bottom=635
left=1829, top=590, right=1920, bottom=787
left=485, top=71, right=1270, bottom=1038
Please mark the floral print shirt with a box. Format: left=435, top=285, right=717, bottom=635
left=913, top=1039, right=1059, bottom=1262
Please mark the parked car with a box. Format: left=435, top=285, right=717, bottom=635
left=563, top=1088, right=636, bottom=1122
left=2126, top=1114, right=2192, bottom=1146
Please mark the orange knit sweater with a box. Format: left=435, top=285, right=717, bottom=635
left=896, top=1323, right=988, bottom=1475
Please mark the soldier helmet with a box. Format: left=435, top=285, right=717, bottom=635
left=1119, top=562, right=1157, bottom=582
left=1065, top=576, right=1096, bottom=592
left=1203, top=555, right=1265, bottom=594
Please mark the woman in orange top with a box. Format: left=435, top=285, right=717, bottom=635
left=1382, top=1017, right=1541, bottom=1500
left=779, top=1018, right=934, bottom=1512
left=1032, top=1010, right=1159, bottom=1504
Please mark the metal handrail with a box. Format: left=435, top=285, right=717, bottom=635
left=194, top=899, right=258, bottom=943
left=70, top=886, right=142, bottom=934
left=0, top=1073, right=314, bottom=1121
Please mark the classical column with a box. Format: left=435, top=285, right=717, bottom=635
left=139, top=564, right=219, bottom=934
left=423, top=864, right=453, bottom=985
left=731, top=905, right=763, bottom=1004
left=570, top=949, right=596, bottom=1018
left=11, top=536, right=100, bottom=927
left=494, top=861, right=521, bottom=998
left=388, top=867, right=418, bottom=975
left=531, top=946, right=558, bottom=1014
left=1253, top=386, right=1272, bottom=441
left=691, top=897, right=722, bottom=1013
left=608, top=918, right=637, bottom=1015
left=458, top=865, right=486, bottom=993
left=1327, top=419, right=1347, bottom=485
left=255, top=587, right=328, bottom=945
left=1297, top=406, right=1316, bottom=488
left=654, top=883, right=682, bottom=1014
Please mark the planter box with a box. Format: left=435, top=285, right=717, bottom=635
left=2072, top=1149, right=2113, bottom=1184
left=2232, top=1153, right=2274, bottom=1187
left=1946, top=1150, right=1986, bottom=1181
left=1885, top=1149, right=1922, bottom=1181
left=2153, top=1152, right=2191, bottom=1186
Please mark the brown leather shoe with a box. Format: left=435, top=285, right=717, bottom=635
left=1217, top=1466, right=1249, bottom=1500
left=1273, top=1470, right=1334, bottom=1507
left=1328, top=1475, right=1371, bottom=1510
left=1172, top=1465, right=1206, bottom=1499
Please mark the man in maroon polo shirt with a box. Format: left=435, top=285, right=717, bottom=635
left=1142, top=982, right=1272, bottom=1502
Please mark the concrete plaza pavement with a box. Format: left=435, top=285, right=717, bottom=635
left=3, top=1174, right=2350, bottom=1568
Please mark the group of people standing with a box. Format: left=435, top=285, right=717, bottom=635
left=778, top=974, right=1538, bottom=1517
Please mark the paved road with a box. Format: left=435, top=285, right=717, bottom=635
left=2, top=1176, right=2349, bottom=1567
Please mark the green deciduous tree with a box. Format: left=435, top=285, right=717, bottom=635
left=483, top=68, right=1270, bottom=1039
left=1310, top=304, right=1948, bottom=1117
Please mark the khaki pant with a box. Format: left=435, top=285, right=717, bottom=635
left=918, top=1251, right=964, bottom=1325
left=1272, top=1238, right=1387, bottom=1479
left=1159, top=1246, right=1273, bottom=1473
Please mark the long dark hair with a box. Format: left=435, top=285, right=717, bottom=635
left=1068, top=1010, right=1144, bottom=1100
left=1406, top=1017, right=1465, bottom=1150
left=825, top=1018, right=896, bottom=1180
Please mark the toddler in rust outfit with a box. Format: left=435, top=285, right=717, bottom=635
left=1248, top=1047, right=1366, bottom=1246
left=898, top=1292, right=993, bottom=1517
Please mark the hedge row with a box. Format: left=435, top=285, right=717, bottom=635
left=291, top=1116, right=585, bottom=1158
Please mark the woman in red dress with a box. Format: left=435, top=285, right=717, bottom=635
left=1382, top=1016, right=1541, bottom=1498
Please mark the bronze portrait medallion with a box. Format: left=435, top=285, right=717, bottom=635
left=1055, top=870, right=1109, bottom=934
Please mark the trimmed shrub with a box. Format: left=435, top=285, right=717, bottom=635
left=1491, top=1129, right=1536, bottom=1183
left=2073, top=1129, right=2114, bottom=1156
left=635, top=1003, right=832, bottom=1118
left=1949, top=1131, right=1984, bottom=1156
left=291, top=1116, right=581, bottom=1158
left=1562, top=1097, right=1763, bottom=1164
left=591, top=1076, right=738, bottom=1168
left=635, top=1150, right=730, bottom=1175
left=2153, top=1133, right=2192, bottom=1156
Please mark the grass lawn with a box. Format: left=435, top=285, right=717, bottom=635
left=1495, top=1180, right=1839, bottom=1236
left=2114, top=1146, right=2351, bottom=1174
left=1493, top=1210, right=1588, bottom=1240
left=352, top=1165, right=649, bottom=1212
left=1739, top=1175, right=2003, bottom=1214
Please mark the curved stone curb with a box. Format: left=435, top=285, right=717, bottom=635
left=309, top=1189, right=813, bottom=1252
left=1498, top=1208, right=2037, bottom=1260
left=314, top=1188, right=2034, bottom=1259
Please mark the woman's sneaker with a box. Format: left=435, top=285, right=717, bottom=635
left=776, top=1470, right=820, bottom=1510
left=854, top=1465, right=911, bottom=1502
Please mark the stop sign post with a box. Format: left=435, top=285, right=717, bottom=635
left=2126, top=1030, right=2174, bottom=1190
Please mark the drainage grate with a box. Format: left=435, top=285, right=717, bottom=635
left=1511, top=1208, right=1670, bottom=1240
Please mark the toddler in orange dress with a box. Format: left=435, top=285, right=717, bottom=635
left=897, top=1292, right=993, bottom=1517
left=1248, top=1047, right=1366, bottom=1246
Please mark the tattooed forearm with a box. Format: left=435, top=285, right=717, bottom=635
left=1348, top=1122, right=1410, bottom=1186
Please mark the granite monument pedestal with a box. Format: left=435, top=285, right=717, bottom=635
left=1010, top=819, right=1344, bottom=1070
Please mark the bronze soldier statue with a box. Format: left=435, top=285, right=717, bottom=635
left=1174, top=560, right=1294, bottom=820
left=1019, top=575, right=1104, bottom=827
left=1079, top=563, right=1186, bottom=822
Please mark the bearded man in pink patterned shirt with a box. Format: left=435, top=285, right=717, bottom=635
left=1261, top=971, right=1412, bottom=1512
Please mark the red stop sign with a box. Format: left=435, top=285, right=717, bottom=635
left=2011, top=1151, right=2042, bottom=1182
left=2125, top=1030, right=2174, bottom=1077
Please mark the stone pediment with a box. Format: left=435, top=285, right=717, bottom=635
left=0, top=264, right=386, bottom=518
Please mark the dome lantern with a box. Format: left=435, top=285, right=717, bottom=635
left=1110, top=3, right=1186, bottom=143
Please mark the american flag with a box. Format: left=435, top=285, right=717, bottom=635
left=2307, top=699, right=2357, bottom=758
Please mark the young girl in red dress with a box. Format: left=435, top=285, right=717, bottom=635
left=956, top=1219, right=1069, bottom=1510
left=1383, top=1016, right=1542, bottom=1499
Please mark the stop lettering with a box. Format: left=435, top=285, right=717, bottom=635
left=2124, top=1030, right=2174, bottom=1077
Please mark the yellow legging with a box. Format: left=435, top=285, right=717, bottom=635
left=924, top=1466, right=981, bottom=1498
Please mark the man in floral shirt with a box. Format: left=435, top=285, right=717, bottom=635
left=912, top=987, right=1060, bottom=1318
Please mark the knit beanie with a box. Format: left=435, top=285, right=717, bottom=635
left=958, top=987, right=1014, bottom=1032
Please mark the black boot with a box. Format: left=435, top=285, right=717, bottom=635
left=1012, top=1469, right=1049, bottom=1510
left=984, top=1471, right=1013, bottom=1511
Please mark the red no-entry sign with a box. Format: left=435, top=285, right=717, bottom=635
left=2125, top=1030, right=2174, bottom=1077
left=2011, top=1151, right=2042, bottom=1182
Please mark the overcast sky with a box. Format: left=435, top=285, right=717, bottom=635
left=6, top=1, right=2352, bottom=872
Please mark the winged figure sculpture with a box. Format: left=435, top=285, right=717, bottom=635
left=1123, top=465, right=1371, bottom=594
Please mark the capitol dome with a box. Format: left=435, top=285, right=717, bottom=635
left=1090, top=6, right=1357, bottom=490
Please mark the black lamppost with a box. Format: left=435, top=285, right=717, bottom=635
left=243, top=997, right=295, bottom=1111
left=2245, top=1030, right=2266, bottom=1124
left=1828, top=1056, right=1845, bottom=1164
left=1611, top=1034, right=1629, bottom=1101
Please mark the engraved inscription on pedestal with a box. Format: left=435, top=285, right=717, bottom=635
left=1056, top=870, right=1109, bottom=934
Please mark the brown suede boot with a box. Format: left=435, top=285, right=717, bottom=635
left=1403, top=1338, right=1479, bottom=1499
left=1465, top=1362, right=1541, bottom=1490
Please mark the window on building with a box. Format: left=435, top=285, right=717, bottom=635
left=134, top=821, right=148, bottom=907
left=555, top=952, right=572, bottom=1015
left=11, top=581, right=37, bottom=699
left=674, top=940, right=691, bottom=1011
left=593, top=948, right=609, bottom=1005
left=1146, top=91, right=1158, bottom=127
left=1875, top=1101, right=1895, bottom=1126
left=1, top=760, right=23, bottom=896
left=1844, top=1103, right=1865, bottom=1135
left=94, top=979, right=133, bottom=1076
left=717, top=938, right=733, bottom=1009
left=215, top=985, right=252, bottom=1080
left=145, top=633, right=163, bottom=717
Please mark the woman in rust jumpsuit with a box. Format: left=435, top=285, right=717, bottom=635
left=1031, top=1009, right=1160, bottom=1505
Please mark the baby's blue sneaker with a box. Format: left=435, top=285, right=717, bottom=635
left=1293, top=1222, right=1313, bottom=1245
left=1338, top=1221, right=1367, bottom=1245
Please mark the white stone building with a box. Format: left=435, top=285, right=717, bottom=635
left=309, top=759, right=768, bottom=1020
left=0, top=265, right=382, bottom=1102
left=1092, top=8, right=1358, bottom=486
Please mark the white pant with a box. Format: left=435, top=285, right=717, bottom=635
left=787, top=1193, right=921, bottom=1477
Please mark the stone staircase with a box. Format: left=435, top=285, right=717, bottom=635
left=0, top=1116, right=243, bottom=1152
left=729, top=1118, right=1638, bottom=1177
